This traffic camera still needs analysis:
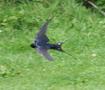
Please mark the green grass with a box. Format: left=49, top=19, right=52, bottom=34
left=0, top=0, right=105, bottom=90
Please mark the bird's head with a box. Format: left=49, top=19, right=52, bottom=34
left=30, top=43, right=36, bottom=48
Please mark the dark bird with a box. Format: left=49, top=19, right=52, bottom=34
left=31, top=18, right=63, bottom=61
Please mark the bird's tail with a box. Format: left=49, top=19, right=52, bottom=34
left=57, top=42, right=77, bottom=60
left=56, top=42, right=64, bottom=51
left=61, top=50, right=77, bottom=60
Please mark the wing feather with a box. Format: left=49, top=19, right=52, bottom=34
left=36, top=21, right=49, bottom=43
left=37, top=47, right=53, bottom=61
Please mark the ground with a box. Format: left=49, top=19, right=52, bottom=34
left=0, top=0, right=105, bottom=90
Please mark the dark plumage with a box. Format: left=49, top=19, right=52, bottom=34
left=31, top=18, right=63, bottom=61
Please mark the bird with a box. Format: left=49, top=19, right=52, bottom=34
left=30, top=17, right=64, bottom=61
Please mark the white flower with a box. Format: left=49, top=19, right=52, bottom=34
left=92, top=53, right=96, bottom=57
left=0, top=30, right=2, bottom=33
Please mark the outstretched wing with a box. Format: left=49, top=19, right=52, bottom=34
left=37, top=47, right=53, bottom=61
left=36, top=18, right=52, bottom=43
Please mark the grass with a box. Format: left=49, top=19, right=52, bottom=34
left=0, top=0, right=105, bottom=90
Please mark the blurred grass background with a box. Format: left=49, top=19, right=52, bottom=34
left=0, top=0, right=105, bottom=90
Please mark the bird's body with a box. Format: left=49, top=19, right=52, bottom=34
left=31, top=18, right=63, bottom=61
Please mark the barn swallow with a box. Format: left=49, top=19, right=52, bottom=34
left=31, top=18, right=63, bottom=61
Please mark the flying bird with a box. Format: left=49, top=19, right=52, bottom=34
left=30, top=18, right=63, bottom=61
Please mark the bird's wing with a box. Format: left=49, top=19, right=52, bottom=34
left=36, top=18, right=52, bottom=43
left=38, top=21, right=49, bottom=36
left=37, top=47, right=53, bottom=61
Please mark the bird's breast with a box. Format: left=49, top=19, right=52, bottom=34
left=35, top=41, right=50, bottom=49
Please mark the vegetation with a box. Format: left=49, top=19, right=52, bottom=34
left=0, top=0, right=105, bottom=90
left=77, top=0, right=105, bottom=9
